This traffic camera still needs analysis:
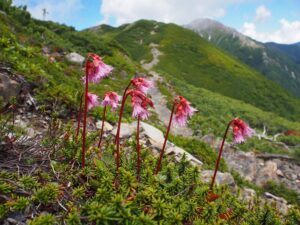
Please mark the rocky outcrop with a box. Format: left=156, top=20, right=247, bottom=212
left=223, top=149, right=300, bottom=193
left=239, top=188, right=290, bottom=214
left=201, top=135, right=300, bottom=194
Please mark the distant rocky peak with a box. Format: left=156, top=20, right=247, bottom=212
left=186, top=18, right=262, bottom=49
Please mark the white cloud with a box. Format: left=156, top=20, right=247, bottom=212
left=255, top=5, right=271, bottom=22
left=241, top=19, right=300, bottom=44
left=100, top=0, right=246, bottom=26
left=13, top=0, right=83, bottom=23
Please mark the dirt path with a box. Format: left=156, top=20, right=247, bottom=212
left=141, top=44, right=193, bottom=137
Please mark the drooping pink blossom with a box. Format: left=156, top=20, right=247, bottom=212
left=127, top=89, right=154, bottom=120
left=131, top=77, right=153, bottom=94
left=102, top=91, right=121, bottom=111
left=84, top=53, right=113, bottom=84
left=231, top=118, right=255, bottom=144
left=174, top=96, right=196, bottom=126
left=87, top=92, right=100, bottom=110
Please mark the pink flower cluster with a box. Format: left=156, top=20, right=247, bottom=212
left=102, top=91, right=121, bottom=111
left=87, top=92, right=100, bottom=110
left=84, top=53, right=113, bottom=84
left=127, top=89, right=154, bottom=120
left=174, top=96, right=197, bottom=127
left=131, top=77, right=153, bottom=94
left=231, top=118, right=255, bottom=143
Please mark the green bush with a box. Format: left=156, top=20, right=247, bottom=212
left=27, top=213, right=57, bottom=225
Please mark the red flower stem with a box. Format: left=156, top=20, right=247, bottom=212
left=75, top=93, right=83, bottom=142
left=154, top=101, right=176, bottom=175
left=81, top=61, right=89, bottom=169
left=114, top=81, right=132, bottom=144
left=136, top=116, right=141, bottom=182
left=114, top=81, right=132, bottom=172
left=209, top=120, right=233, bottom=190
left=97, top=105, right=107, bottom=149
left=115, top=92, right=130, bottom=172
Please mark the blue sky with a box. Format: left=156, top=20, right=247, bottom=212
left=13, top=0, right=300, bottom=44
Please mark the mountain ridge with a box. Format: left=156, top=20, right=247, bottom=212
left=185, top=18, right=300, bottom=98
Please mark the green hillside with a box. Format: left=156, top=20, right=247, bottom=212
left=0, top=7, right=141, bottom=118
left=91, top=20, right=300, bottom=122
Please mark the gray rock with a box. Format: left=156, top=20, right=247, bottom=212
left=285, top=171, right=298, bottom=181
left=201, top=133, right=216, bottom=147
left=255, top=161, right=277, bottom=186
left=264, top=192, right=289, bottom=215
left=240, top=188, right=256, bottom=204
left=276, top=169, right=284, bottom=177
left=65, top=52, right=85, bottom=64
left=111, top=123, right=136, bottom=138
left=165, top=146, right=203, bottom=167
left=140, top=122, right=165, bottom=147
left=0, top=73, right=21, bottom=103
left=201, top=170, right=235, bottom=188
left=96, top=121, right=113, bottom=132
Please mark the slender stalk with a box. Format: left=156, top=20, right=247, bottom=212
left=115, top=92, right=130, bottom=171
left=75, top=93, right=83, bottom=142
left=136, top=116, right=141, bottom=181
left=209, top=120, right=233, bottom=190
left=114, top=81, right=132, bottom=144
left=114, top=81, right=132, bottom=171
left=97, top=105, right=107, bottom=149
left=154, top=101, right=176, bottom=175
left=81, top=62, right=89, bottom=168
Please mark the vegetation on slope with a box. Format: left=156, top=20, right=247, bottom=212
left=0, top=3, right=300, bottom=223
left=186, top=19, right=300, bottom=98
left=94, top=20, right=300, bottom=122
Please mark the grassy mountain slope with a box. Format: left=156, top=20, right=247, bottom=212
left=90, top=20, right=300, bottom=122
left=0, top=7, right=142, bottom=120
left=186, top=19, right=300, bottom=98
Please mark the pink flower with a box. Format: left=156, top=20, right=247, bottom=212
left=87, top=92, right=100, bottom=110
left=131, top=77, right=153, bottom=94
left=102, top=91, right=121, bottom=111
left=84, top=53, right=113, bottom=84
left=231, top=118, right=255, bottom=144
left=174, top=96, right=196, bottom=127
left=127, top=89, right=154, bottom=120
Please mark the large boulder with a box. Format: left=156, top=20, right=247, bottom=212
left=65, top=52, right=85, bottom=65
left=0, top=73, right=21, bottom=104
left=111, top=123, right=136, bottom=139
